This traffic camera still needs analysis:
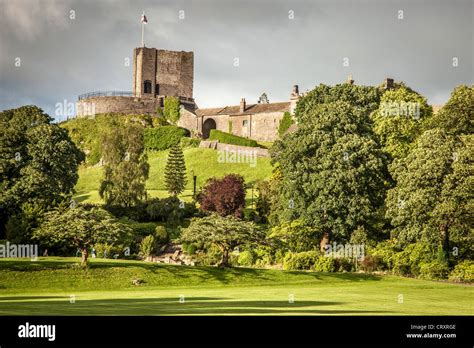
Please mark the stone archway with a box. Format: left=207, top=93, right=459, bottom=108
left=202, top=118, right=216, bottom=139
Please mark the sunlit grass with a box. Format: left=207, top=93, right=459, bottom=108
left=0, top=258, right=471, bottom=316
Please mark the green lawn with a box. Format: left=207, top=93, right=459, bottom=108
left=74, top=148, right=273, bottom=204
left=0, top=258, right=471, bottom=316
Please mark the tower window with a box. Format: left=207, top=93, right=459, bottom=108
left=144, top=80, right=152, bottom=94
left=155, top=84, right=160, bottom=95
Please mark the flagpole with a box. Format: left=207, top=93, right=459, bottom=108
left=141, top=19, right=145, bottom=47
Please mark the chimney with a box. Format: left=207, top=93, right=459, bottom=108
left=347, top=75, right=354, bottom=85
left=290, top=85, right=301, bottom=115
left=384, top=78, right=394, bottom=89
left=292, top=85, right=299, bottom=95
left=240, top=98, right=246, bottom=113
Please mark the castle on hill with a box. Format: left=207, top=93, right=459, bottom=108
left=76, top=46, right=394, bottom=142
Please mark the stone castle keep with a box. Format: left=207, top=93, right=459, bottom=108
left=77, top=46, right=299, bottom=141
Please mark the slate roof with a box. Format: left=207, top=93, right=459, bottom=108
left=195, top=101, right=290, bottom=117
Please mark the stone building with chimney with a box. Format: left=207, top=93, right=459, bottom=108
left=77, top=46, right=300, bottom=142
left=77, top=46, right=410, bottom=142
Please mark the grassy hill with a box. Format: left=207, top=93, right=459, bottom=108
left=0, top=258, right=472, bottom=315
left=74, top=148, right=273, bottom=204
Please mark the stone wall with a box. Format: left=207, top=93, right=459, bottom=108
left=76, top=96, right=161, bottom=117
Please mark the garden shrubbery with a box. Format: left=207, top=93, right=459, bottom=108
left=209, top=129, right=259, bottom=147
left=448, top=261, right=474, bottom=282
left=144, top=126, right=190, bottom=151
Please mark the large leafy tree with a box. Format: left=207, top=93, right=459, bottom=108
left=198, top=174, right=246, bottom=218
left=99, top=124, right=149, bottom=207
left=294, top=83, right=383, bottom=123
left=33, top=206, right=133, bottom=263
left=0, top=106, right=84, bottom=238
left=427, top=85, right=473, bottom=136
left=385, top=129, right=473, bottom=258
left=371, top=86, right=433, bottom=159
left=180, top=214, right=264, bottom=267
left=271, top=101, right=390, bottom=242
left=387, top=129, right=474, bottom=255
left=164, top=143, right=187, bottom=196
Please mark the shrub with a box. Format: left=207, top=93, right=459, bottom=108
left=335, top=257, right=355, bottom=272
left=181, top=137, right=200, bottom=148
left=139, top=235, right=156, bottom=257
left=313, top=256, right=336, bottom=272
left=392, top=243, right=436, bottom=276
left=369, top=240, right=398, bottom=270
left=93, top=243, right=124, bottom=258
left=278, top=111, right=294, bottom=137
left=198, top=174, right=246, bottom=218
left=283, top=251, right=319, bottom=270
left=144, top=126, right=190, bottom=151
left=209, top=129, right=259, bottom=147
left=419, top=260, right=449, bottom=280
left=359, top=254, right=383, bottom=272
left=146, top=197, right=197, bottom=223
left=154, top=226, right=168, bottom=245
left=448, top=261, right=474, bottom=283
left=238, top=250, right=255, bottom=266
left=125, top=221, right=157, bottom=236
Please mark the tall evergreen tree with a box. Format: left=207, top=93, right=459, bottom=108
left=164, top=143, right=187, bottom=196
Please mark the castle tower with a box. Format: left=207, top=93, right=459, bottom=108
left=132, top=47, right=194, bottom=100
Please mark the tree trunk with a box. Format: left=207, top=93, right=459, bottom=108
left=219, top=249, right=230, bottom=268
left=81, top=248, right=89, bottom=264
left=441, top=224, right=450, bottom=262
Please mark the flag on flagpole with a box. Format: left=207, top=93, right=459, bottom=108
left=141, top=13, right=148, bottom=24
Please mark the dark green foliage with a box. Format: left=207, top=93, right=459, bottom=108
left=145, top=197, right=197, bottom=223
left=283, top=251, right=320, bottom=270
left=294, top=83, right=382, bottom=123
left=427, top=85, right=473, bottom=136
left=164, top=143, right=187, bottom=196
left=154, top=226, right=168, bottom=245
left=144, top=126, right=190, bottom=151
left=163, top=96, right=181, bottom=125
left=61, top=113, right=154, bottom=165
left=5, top=203, right=44, bottom=244
left=269, top=219, right=322, bottom=252
left=278, top=111, right=294, bottom=137
left=180, top=137, right=200, bottom=148
left=385, top=130, right=472, bottom=254
left=0, top=106, right=84, bottom=239
left=209, top=129, right=259, bottom=147
left=99, top=124, right=149, bottom=207
left=180, top=214, right=264, bottom=267
left=33, top=206, right=134, bottom=263
left=271, top=101, right=390, bottom=242
left=139, top=235, right=156, bottom=257
left=371, top=86, right=433, bottom=159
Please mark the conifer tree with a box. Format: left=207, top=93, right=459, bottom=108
left=164, top=143, right=187, bottom=196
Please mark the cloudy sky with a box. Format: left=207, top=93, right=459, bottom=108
left=0, top=0, right=472, bottom=121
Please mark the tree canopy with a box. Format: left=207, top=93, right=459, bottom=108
left=33, top=206, right=133, bottom=263
left=99, top=123, right=149, bottom=207
left=371, top=86, right=433, bottom=159
left=180, top=214, right=264, bottom=267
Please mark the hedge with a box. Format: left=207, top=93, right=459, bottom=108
left=209, top=129, right=259, bottom=148
left=144, top=126, right=190, bottom=151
